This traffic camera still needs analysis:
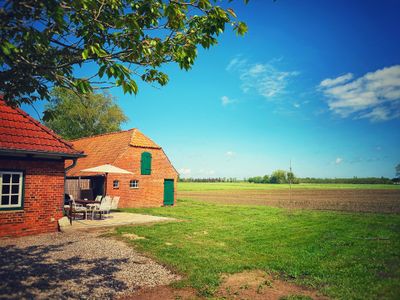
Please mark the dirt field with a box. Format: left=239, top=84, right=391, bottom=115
left=178, top=189, right=400, bottom=213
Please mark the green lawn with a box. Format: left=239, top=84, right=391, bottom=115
left=117, top=199, right=400, bottom=299
left=178, top=182, right=400, bottom=191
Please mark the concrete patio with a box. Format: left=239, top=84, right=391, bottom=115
left=59, top=212, right=176, bottom=232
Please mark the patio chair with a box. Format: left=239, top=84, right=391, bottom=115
left=63, top=194, right=74, bottom=211
left=86, top=195, right=103, bottom=211
left=111, top=196, right=120, bottom=210
left=70, top=199, right=88, bottom=220
left=91, top=196, right=112, bottom=219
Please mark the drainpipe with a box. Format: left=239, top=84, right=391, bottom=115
left=64, top=158, right=78, bottom=198
left=62, top=158, right=78, bottom=227
left=65, top=158, right=78, bottom=172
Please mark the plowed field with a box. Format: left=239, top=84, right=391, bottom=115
left=178, top=189, right=400, bottom=213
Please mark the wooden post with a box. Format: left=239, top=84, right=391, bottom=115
left=104, top=173, right=108, bottom=196
left=78, top=176, right=81, bottom=200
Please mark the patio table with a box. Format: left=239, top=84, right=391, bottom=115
left=74, top=199, right=98, bottom=206
left=68, top=200, right=99, bottom=224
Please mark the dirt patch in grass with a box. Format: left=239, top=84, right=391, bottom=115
left=216, top=270, right=328, bottom=300
left=179, top=189, right=400, bottom=213
left=118, top=286, right=199, bottom=300
left=122, top=233, right=146, bottom=240
left=121, top=270, right=328, bottom=300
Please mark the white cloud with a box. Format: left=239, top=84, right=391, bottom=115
left=178, top=168, right=191, bottom=176
left=335, top=157, right=343, bottom=165
left=198, top=169, right=215, bottom=176
left=227, top=57, right=299, bottom=100
left=319, top=65, right=400, bottom=122
left=221, top=95, right=236, bottom=106
left=226, top=151, right=235, bottom=157
left=319, top=73, right=353, bottom=87
left=226, top=56, right=247, bottom=72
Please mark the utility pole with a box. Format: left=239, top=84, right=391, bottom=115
left=289, top=159, right=292, bottom=201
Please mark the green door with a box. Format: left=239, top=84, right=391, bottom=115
left=163, top=179, right=174, bottom=206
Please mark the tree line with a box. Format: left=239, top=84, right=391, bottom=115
left=178, top=177, right=239, bottom=183
left=179, top=164, right=400, bottom=185
left=248, top=170, right=298, bottom=184
left=297, top=177, right=394, bottom=184
left=247, top=173, right=396, bottom=184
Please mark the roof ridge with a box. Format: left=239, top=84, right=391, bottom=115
left=0, top=100, right=82, bottom=155
left=70, top=128, right=136, bottom=142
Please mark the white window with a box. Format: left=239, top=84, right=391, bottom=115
left=0, top=171, right=23, bottom=210
left=129, top=180, right=139, bottom=189
left=113, top=180, right=119, bottom=189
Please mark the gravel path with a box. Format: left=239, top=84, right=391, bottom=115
left=0, top=231, right=180, bottom=299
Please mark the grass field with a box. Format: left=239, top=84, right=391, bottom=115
left=118, top=199, right=400, bottom=299
left=178, top=182, right=400, bottom=191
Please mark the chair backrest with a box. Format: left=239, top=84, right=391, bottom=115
left=99, top=196, right=112, bottom=210
left=71, top=199, right=79, bottom=209
left=95, top=195, right=102, bottom=202
left=111, top=196, right=120, bottom=210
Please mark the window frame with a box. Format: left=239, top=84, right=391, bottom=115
left=129, top=180, right=139, bottom=189
left=112, top=180, right=119, bottom=189
left=0, top=170, right=25, bottom=211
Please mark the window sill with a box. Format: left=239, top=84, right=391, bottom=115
left=0, top=208, right=24, bottom=213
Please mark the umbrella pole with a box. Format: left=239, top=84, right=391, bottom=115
left=78, top=176, right=81, bottom=200
left=104, top=173, right=108, bottom=196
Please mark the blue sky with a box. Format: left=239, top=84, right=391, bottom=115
left=24, top=0, right=400, bottom=179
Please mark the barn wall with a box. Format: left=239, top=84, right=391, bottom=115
left=106, top=147, right=178, bottom=208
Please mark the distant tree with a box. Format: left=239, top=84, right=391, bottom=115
left=44, top=87, right=127, bottom=140
left=286, top=171, right=294, bottom=183
left=396, top=163, right=400, bottom=178
left=269, top=170, right=287, bottom=184
left=1, top=0, right=248, bottom=107
left=262, top=175, right=270, bottom=183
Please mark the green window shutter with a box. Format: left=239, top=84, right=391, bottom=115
left=141, top=152, right=152, bottom=175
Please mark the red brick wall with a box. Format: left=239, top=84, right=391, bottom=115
left=105, top=147, right=178, bottom=208
left=0, top=158, right=65, bottom=238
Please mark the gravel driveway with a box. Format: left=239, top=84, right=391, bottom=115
left=0, top=231, right=179, bottom=299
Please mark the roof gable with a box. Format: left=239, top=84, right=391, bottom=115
left=130, top=129, right=161, bottom=149
left=0, top=99, right=83, bottom=157
left=67, top=129, right=161, bottom=176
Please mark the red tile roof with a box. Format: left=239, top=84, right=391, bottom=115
left=67, top=129, right=161, bottom=176
left=0, top=99, right=83, bottom=157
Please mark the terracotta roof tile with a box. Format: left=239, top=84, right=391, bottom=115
left=67, top=129, right=160, bottom=176
left=0, top=99, right=83, bottom=156
left=130, top=129, right=161, bottom=149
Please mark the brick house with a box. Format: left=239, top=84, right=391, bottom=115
left=0, top=99, right=84, bottom=238
left=66, top=129, right=178, bottom=207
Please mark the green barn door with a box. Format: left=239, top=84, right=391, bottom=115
left=163, top=179, right=174, bottom=206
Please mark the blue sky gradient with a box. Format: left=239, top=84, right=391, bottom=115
left=23, top=0, right=400, bottom=179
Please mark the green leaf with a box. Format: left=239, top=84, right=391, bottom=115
left=237, top=22, right=248, bottom=35
left=227, top=8, right=237, bottom=18
left=129, top=80, right=138, bottom=94
left=98, top=65, right=107, bottom=78
left=82, top=49, right=89, bottom=60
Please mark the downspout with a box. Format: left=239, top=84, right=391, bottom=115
left=61, top=158, right=78, bottom=228
left=65, top=158, right=78, bottom=172
left=64, top=158, right=78, bottom=199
